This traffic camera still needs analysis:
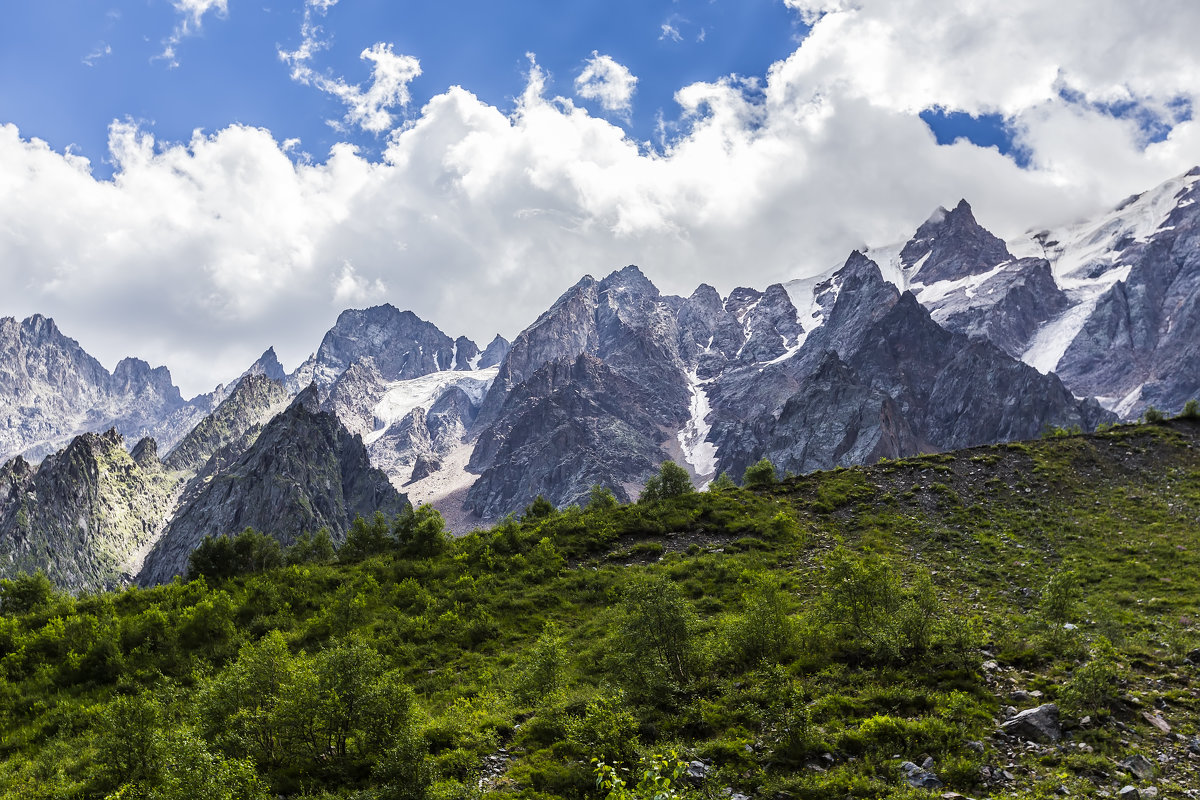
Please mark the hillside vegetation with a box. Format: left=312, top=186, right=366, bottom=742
left=1, top=418, right=1199, bottom=800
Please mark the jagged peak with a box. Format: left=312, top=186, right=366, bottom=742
left=599, top=264, right=659, bottom=296
left=289, top=383, right=322, bottom=414
left=1186, top=165, right=1200, bottom=178
left=131, top=437, right=159, bottom=467
left=242, top=346, right=287, bottom=383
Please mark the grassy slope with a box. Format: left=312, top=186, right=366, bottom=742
left=0, top=420, right=1198, bottom=799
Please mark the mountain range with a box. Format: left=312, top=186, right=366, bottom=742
left=2, top=166, right=1197, bottom=590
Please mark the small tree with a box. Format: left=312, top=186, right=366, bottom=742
left=1142, top=405, right=1165, bottom=423
left=523, top=495, right=556, bottom=520
left=588, top=485, right=619, bottom=511
left=617, top=574, right=697, bottom=691
left=396, top=505, right=450, bottom=559
left=1181, top=398, right=1200, bottom=419
left=639, top=461, right=694, bottom=502
left=742, top=458, right=778, bottom=490
left=708, top=472, right=737, bottom=492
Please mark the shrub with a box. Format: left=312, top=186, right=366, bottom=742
left=1060, top=637, right=1122, bottom=715
left=1142, top=405, right=1165, bottom=423
left=639, top=461, right=694, bottom=502
left=1181, top=398, right=1200, bottom=419
left=742, top=458, right=777, bottom=490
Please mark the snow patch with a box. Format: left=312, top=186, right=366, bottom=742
left=910, top=261, right=1009, bottom=307
left=366, top=367, right=498, bottom=445
left=677, top=371, right=718, bottom=480
left=1020, top=266, right=1131, bottom=374
left=1106, top=384, right=1145, bottom=418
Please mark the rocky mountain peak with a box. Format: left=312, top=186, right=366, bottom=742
left=901, top=198, right=1013, bottom=283
left=243, top=347, right=288, bottom=383
left=130, top=437, right=159, bottom=467
left=453, top=336, right=480, bottom=370
left=600, top=264, right=659, bottom=298
left=290, top=383, right=322, bottom=414
left=308, top=303, right=457, bottom=385
left=478, top=335, right=511, bottom=368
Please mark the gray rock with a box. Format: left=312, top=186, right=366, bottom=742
left=1119, top=754, right=1156, bottom=781
left=1000, top=703, right=1062, bottom=743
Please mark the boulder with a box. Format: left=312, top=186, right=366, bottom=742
left=1000, top=703, right=1061, bottom=743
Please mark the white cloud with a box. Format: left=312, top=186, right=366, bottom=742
left=2, top=0, right=1200, bottom=396
left=280, top=1, right=421, bottom=134
left=82, top=43, right=112, bottom=67
left=159, top=0, right=228, bottom=67
left=574, top=52, right=638, bottom=117
left=659, top=23, right=683, bottom=43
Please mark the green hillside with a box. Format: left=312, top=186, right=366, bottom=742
left=1, top=418, right=1199, bottom=800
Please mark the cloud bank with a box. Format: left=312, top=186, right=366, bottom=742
left=3, top=0, right=1200, bottom=396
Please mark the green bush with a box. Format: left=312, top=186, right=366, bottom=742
left=1181, top=398, right=1200, bottom=419
left=742, top=458, right=778, bottom=490
left=1142, top=405, right=1165, bottom=423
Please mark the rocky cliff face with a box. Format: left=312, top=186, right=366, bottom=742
left=0, top=314, right=222, bottom=463
left=707, top=254, right=1108, bottom=480
left=0, top=429, right=182, bottom=589
left=139, top=387, right=407, bottom=584
left=302, top=304, right=468, bottom=386
left=162, top=374, right=292, bottom=473
left=1047, top=168, right=1200, bottom=416
left=466, top=354, right=669, bottom=516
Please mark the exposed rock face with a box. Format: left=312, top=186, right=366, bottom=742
left=304, top=304, right=466, bottom=386
left=708, top=255, right=1109, bottom=481
left=902, top=199, right=1013, bottom=283
left=139, top=388, right=406, bottom=584
left=478, top=266, right=690, bottom=429
left=466, top=354, right=668, bottom=516
left=478, top=335, right=511, bottom=368
left=0, top=315, right=191, bottom=461
left=322, top=358, right=390, bottom=439
left=0, top=429, right=182, bottom=590
left=921, top=258, right=1070, bottom=358
left=1053, top=169, right=1200, bottom=415
left=162, top=374, right=292, bottom=473
left=453, top=336, right=480, bottom=370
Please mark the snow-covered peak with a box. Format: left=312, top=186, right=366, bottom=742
left=1012, top=167, right=1200, bottom=286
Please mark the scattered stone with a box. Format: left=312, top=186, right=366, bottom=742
left=1142, top=712, right=1171, bottom=734
left=685, top=761, right=709, bottom=782
left=1001, top=703, right=1062, bottom=743
left=1118, top=787, right=1138, bottom=800
left=1141, top=788, right=1159, bottom=799
left=1119, top=754, right=1156, bottom=781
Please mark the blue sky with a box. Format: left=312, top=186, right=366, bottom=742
left=2, top=1, right=820, bottom=177
left=1, top=1, right=1197, bottom=395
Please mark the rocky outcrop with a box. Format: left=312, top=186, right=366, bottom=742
left=302, top=304, right=466, bottom=386
left=478, top=335, right=511, bottom=368
left=0, top=429, right=182, bottom=590
left=162, top=374, right=291, bottom=473
left=466, top=354, right=668, bottom=516
left=0, top=315, right=194, bottom=461
left=902, top=199, right=1013, bottom=283
left=1054, top=169, right=1200, bottom=415
left=139, top=388, right=407, bottom=584
left=922, top=257, right=1069, bottom=358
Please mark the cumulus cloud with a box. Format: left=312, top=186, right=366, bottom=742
left=280, top=0, right=422, bottom=133
left=2, top=0, right=1200, bottom=395
left=160, top=0, right=228, bottom=67
left=574, top=52, right=638, bottom=117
